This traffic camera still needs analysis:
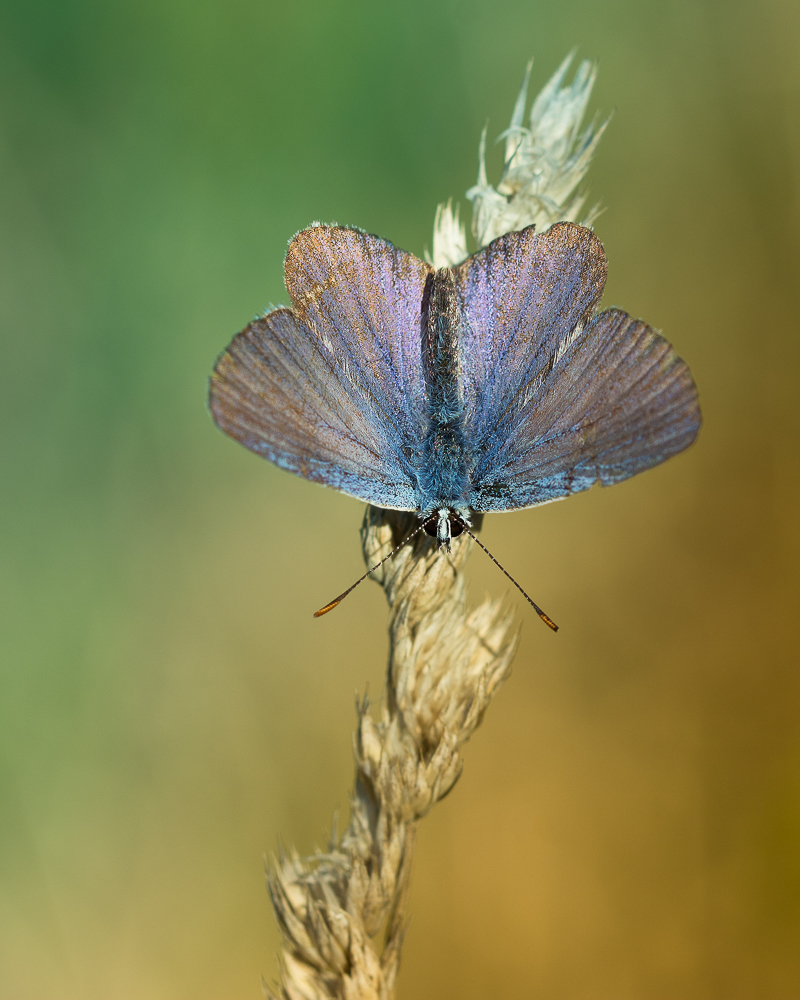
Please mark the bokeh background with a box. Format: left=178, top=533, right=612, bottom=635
left=1, top=0, right=799, bottom=997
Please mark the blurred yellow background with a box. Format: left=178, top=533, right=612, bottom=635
left=1, top=0, right=798, bottom=997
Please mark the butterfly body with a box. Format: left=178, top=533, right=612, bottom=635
left=418, top=267, right=473, bottom=545
left=210, top=222, right=700, bottom=551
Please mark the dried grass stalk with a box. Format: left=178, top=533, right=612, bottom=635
left=265, top=55, right=606, bottom=1000
left=267, top=510, right=516, bottom=999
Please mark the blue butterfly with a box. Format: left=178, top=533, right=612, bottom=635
left=210, top=222, right=700, bottom=621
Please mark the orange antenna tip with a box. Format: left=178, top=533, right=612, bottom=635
left=461, top=526, right=559, bottom=632
left=313, top=599, right=343, bottom=618
left=313, top=520, right=428, bottom=619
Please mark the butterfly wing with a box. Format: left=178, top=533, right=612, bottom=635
left=210, top=225, right=432, bottom=509
left=455, top=222, right=607, bottom=464
left=453, top=223, right=701, bottom=510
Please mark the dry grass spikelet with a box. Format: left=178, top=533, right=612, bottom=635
left=266, top=509, right=518, bottom=1000
left=265, top=54, right=606, bottom=1000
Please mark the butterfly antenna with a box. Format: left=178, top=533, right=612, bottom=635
left=314, top=521, right=428, bottom=617
left=462, top=527, right=559, bottom=632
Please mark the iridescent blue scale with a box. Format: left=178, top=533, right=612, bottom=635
left=210, top=222, right=701, bottom=548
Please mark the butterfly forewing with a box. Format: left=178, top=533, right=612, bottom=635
left=210, top=226, right=432, bottom=509
left=468, top=307, right=701, bottom=510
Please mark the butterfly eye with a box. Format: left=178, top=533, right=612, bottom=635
left=422, top=513, right=465, bottom=538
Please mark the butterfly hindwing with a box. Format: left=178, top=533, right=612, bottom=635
left=454, top=222, right=607, bottom=483
left=210, top=226, right=432, bottom=509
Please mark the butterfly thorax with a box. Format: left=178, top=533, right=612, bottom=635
left=416, top=268, right=473, bottom=544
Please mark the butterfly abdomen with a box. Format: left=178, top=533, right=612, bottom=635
left=417, top=269, right=472, bottom=513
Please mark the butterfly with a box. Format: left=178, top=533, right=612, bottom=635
left=209, top=222, right=701, bottom=622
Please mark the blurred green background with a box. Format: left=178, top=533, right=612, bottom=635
left=1, top=0, right=798, bottom=997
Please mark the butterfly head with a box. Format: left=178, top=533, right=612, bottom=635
left=423, top=508, right=471, bottom=551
